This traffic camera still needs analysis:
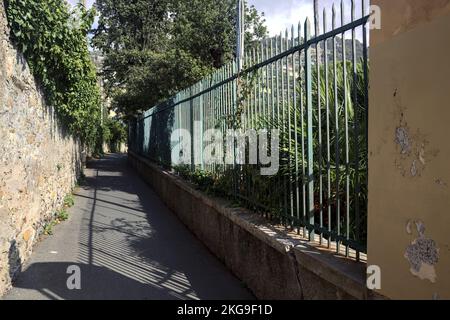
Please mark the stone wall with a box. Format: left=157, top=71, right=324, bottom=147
left=0, top=2, right=82, bottom=296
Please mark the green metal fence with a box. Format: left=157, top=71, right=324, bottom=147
left=129, top=0, right=370, bottom=260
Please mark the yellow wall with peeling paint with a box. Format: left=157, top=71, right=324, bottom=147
left=371, top=0, right=450, bottom=47
left=368, top=0, right=450, bottom=299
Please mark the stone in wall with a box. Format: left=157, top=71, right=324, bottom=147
left=0, top=3, right=82, bottom=296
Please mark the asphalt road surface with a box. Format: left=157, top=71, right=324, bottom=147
left=3, top=154, right=253, bottom=300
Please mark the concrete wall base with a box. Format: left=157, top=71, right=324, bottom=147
left=129, top=151, right=380, bottom=300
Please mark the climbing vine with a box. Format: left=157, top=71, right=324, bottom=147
left=4, top=0, right=102, bottom=147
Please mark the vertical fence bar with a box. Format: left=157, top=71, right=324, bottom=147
left=351, top=0, right=360, bottom=261
left=217, top=72, right=222, bottom=174
left=222, top=71, right=226, bottom=171
left=299, top=23, right=307, bottom=236
left=261, top=41, right=266, bottom=118
left=332, top=4, right=341, bottom=253
left=286, top=28, right=294, bottom=220
left=362, top=0, right=369, bottom=255
left=224, top=66, right=228, bottom=171
left=293, top=25, right=300, bottom=227
left=280, top=31, right=288, bottom=221
left=305, top=18, right=315, bottom=241
left=315, top=6, right=324, bottom=245
left=251, top=49, right=257, bottom=207
left=257, top=47, right=262, bottom=119
left=252, top=48, right=257, bottom=128
left=225, top=64, right=230, bottom=173
left=341, top=0, right=350, bottom=257
left=177, top=93, right=181, bottom=166
left=270, top=38, right=275, bottom=119
left=200, top=81, right=204, bottom=170
left=275, top=34, right=282, bottom=218
left=244, top=52, right=249, bottom=131
left=324, top=9, right=332, bottom=248
left=245, top=53, right=249, bottom=130
left=232, top=60, right=238, bottom=198
left=244, top=51, right=250, bottom=202
left=190, top=87, right=195, bottom=171
left=208, top=77, right=212, bottom=172
left=263, top=39, right=270, bottom=212
left=265, top=39, right=271, bottom=122
left=214, top=73, right=218, bottom=175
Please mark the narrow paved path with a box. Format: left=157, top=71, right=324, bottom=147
left=4, top=154, right=253, bottom=300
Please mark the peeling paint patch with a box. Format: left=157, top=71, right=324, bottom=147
left=435, top=178, right=448, bottom=188
left=415, top=220, right=426, bottom=237
left=396, top=127, right=411, bottom=155
left=406, top=220, right=413, bottom=235
left=410, top=159, right=418, bottom=177
left=404, top=220, right=439, bottom=283
left=393, top=91, right=439, bottom=178
left=394, top=126, right=432, bottom=178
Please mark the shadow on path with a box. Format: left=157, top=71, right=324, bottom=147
left=5, top=154, right=253, bottom=300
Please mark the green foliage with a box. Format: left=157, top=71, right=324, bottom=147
left=5, top=0, right=102, bottom=147
left=43, top=209, right=68, bottom=236
left=57, top=209, right=69, bottom=222
left=175, top=165, right=216, bottom=192
left=43, top=222, right=54, bottom=236
left=103, top=117, right=128, bottom=153
left=92, top=0, right=268, bottom=118
left=63, top=194, right=75, bottom=208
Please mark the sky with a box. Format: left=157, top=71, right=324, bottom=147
left=67, top=0, right=368, bottom=37
left=68, top=0, right=94, bottom=7
left=248, top=0, right=368, bottom=37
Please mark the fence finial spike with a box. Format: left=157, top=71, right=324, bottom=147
left=304, top=17, right=311, bottom=39
left=351, top=0, right=355, bottom=21
left=305, top=17, right=311, bottom=29
left=298, top=21, right=302, bottom=44
left=290, top=24, right=294, bottom=46
left=332, top=3, right=336, bottom=28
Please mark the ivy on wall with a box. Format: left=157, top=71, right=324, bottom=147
left=4, top=0, right=102, bottom=147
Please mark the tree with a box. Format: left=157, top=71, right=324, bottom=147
left=92, top=0, right=267, bottom=118
left=103, top=117, right=128, bottom=153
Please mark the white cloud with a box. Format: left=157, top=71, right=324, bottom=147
left=248, top=0, right=312, bottom=36
left=248, top=0, right=369, bottom=38
left=67, top=0, right=95, bottom=8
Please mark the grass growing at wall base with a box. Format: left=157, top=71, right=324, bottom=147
left=42, top=193, right=75, bottom=236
